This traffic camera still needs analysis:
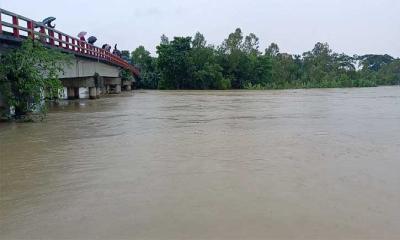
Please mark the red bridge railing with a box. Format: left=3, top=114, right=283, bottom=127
left=0, top=8, right=139, bottom=77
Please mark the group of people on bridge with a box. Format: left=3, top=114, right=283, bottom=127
left=39, top=16, right=123, bottom=58
left=78, top=31, right=122, bottom=58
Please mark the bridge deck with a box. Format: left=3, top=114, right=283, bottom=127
left=0, top=8, right=139, bottom=77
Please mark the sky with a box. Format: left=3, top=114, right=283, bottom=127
left=1, top=0, right=399, bottom=57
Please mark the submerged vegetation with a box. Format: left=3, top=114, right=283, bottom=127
left=0, top=40, right=71, bottom=120
left=130, top=28, right=400, bottom=90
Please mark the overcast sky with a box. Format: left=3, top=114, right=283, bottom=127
left=1, top=0, right=399, bottom=57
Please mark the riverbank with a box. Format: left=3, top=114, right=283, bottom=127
left=244, top=79, right=391, bottom=90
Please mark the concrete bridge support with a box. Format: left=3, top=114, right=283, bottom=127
left=66, top=87, right=80, bottom=100
left=89, top=87, right=98, bottom=99
left=122, top=80, right=132, bottom=91
left=61, top=76, right=102, bottom=100
left=104, top=77, right=122, bottom=94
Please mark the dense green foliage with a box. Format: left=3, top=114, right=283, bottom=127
left=0, top=40, right=71, bottom=120
left=131, top=28, right=400, bottom=90
left=131, top=46, right=159, bottom=89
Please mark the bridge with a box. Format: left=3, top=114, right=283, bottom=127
left=0, top=8, right=140, bottom=100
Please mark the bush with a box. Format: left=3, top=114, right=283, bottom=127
left=0, top=40, right=71, bottom=120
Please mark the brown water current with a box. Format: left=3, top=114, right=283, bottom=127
left=1, top=87, right=400, bottom=239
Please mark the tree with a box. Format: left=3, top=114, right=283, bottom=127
left=265, top=43, right=280, bottom=57
left=0, top=40, right=71, bottom=120
left=192, top=63, right=230, bottom=90
left=243, top=33, right=260, bottom=55
left=335, top=53, right=356, bottom=72
left=156, top=32, right=230, bottom=90
left=192, top=32, right=207, bottom=49
left=358, top=54, right=394, bottom=71
left=220, top=28, right=244, bottom=54
left=121, top=50, right=130, bottom=62
left=190, top=33, right=229, bottom=89
left=218, top=28, right=246, bottom=88
left=218, top=29, right=272, bottom=88
left=376, top=59, right=400, bottom=85
left=131, top=46, right=152, bottom=67
left=302, top=42, right=335, bottom=84
left=131, top=46, right=159, bottom=89
left=160, top=34, right=169, bottom=45
left=270, top=53, right=302, bottom=87
left=157, top=37, right=193, bottom=89
left=249, top=54, right=272, bottom=86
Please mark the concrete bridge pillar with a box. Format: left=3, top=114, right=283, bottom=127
left=74, top=88, right=80, bottom=99
left=115, top=84, right=122, bottom=94
left=104, top=77, right=122, bottom=94
left=89, top=87, right=97, bottom=99
left=96, top=88, right=101, bottom=98
left=67, top=87, right=79, bottom=100
left=62, top=77, right=96, bottom=100
left=61, top=75, right=125, bottom=98
left=122, top=80, right=132, bottom=91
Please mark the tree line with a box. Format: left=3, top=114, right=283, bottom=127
left=125, top=28, right=400, bottom=90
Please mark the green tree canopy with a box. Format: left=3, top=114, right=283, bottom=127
left=131, top=46, right=159, bottom=89
left=130, top=28, right=399, bottom=90
left=157, top=37, right=193, bottom=89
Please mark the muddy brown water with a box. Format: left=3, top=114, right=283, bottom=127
left=1, top=87, right=399, bottom=239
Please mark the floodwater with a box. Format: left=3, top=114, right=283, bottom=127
left=1, top=87, right=399, bottom=240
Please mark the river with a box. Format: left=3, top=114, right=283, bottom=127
left=1, top=87, right=399, bottom=239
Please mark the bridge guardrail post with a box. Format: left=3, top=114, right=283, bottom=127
left=65, top=36, right=69, bottom=50
left=12, top=15, right=19, bottom=37
left=48, top=29, right=55, bottom=45
left=79, top=40, right=83, bottom=54
left=27, top=21, right=34, bottom=40
left=72, top=39, right=76, bottom=51
left=39, top=26, right=46, bottom=43
left=0, top=10, right=3, bottom=34
left=58, top=32, right=63, bottom=47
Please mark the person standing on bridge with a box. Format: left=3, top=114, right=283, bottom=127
left=78, top=31, right=87, bottom=42
left=78, top=31, right=87, bottom=53
left=102, top=44, right=112, bottom=52
left=113, top=44, right=122, bottom=57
